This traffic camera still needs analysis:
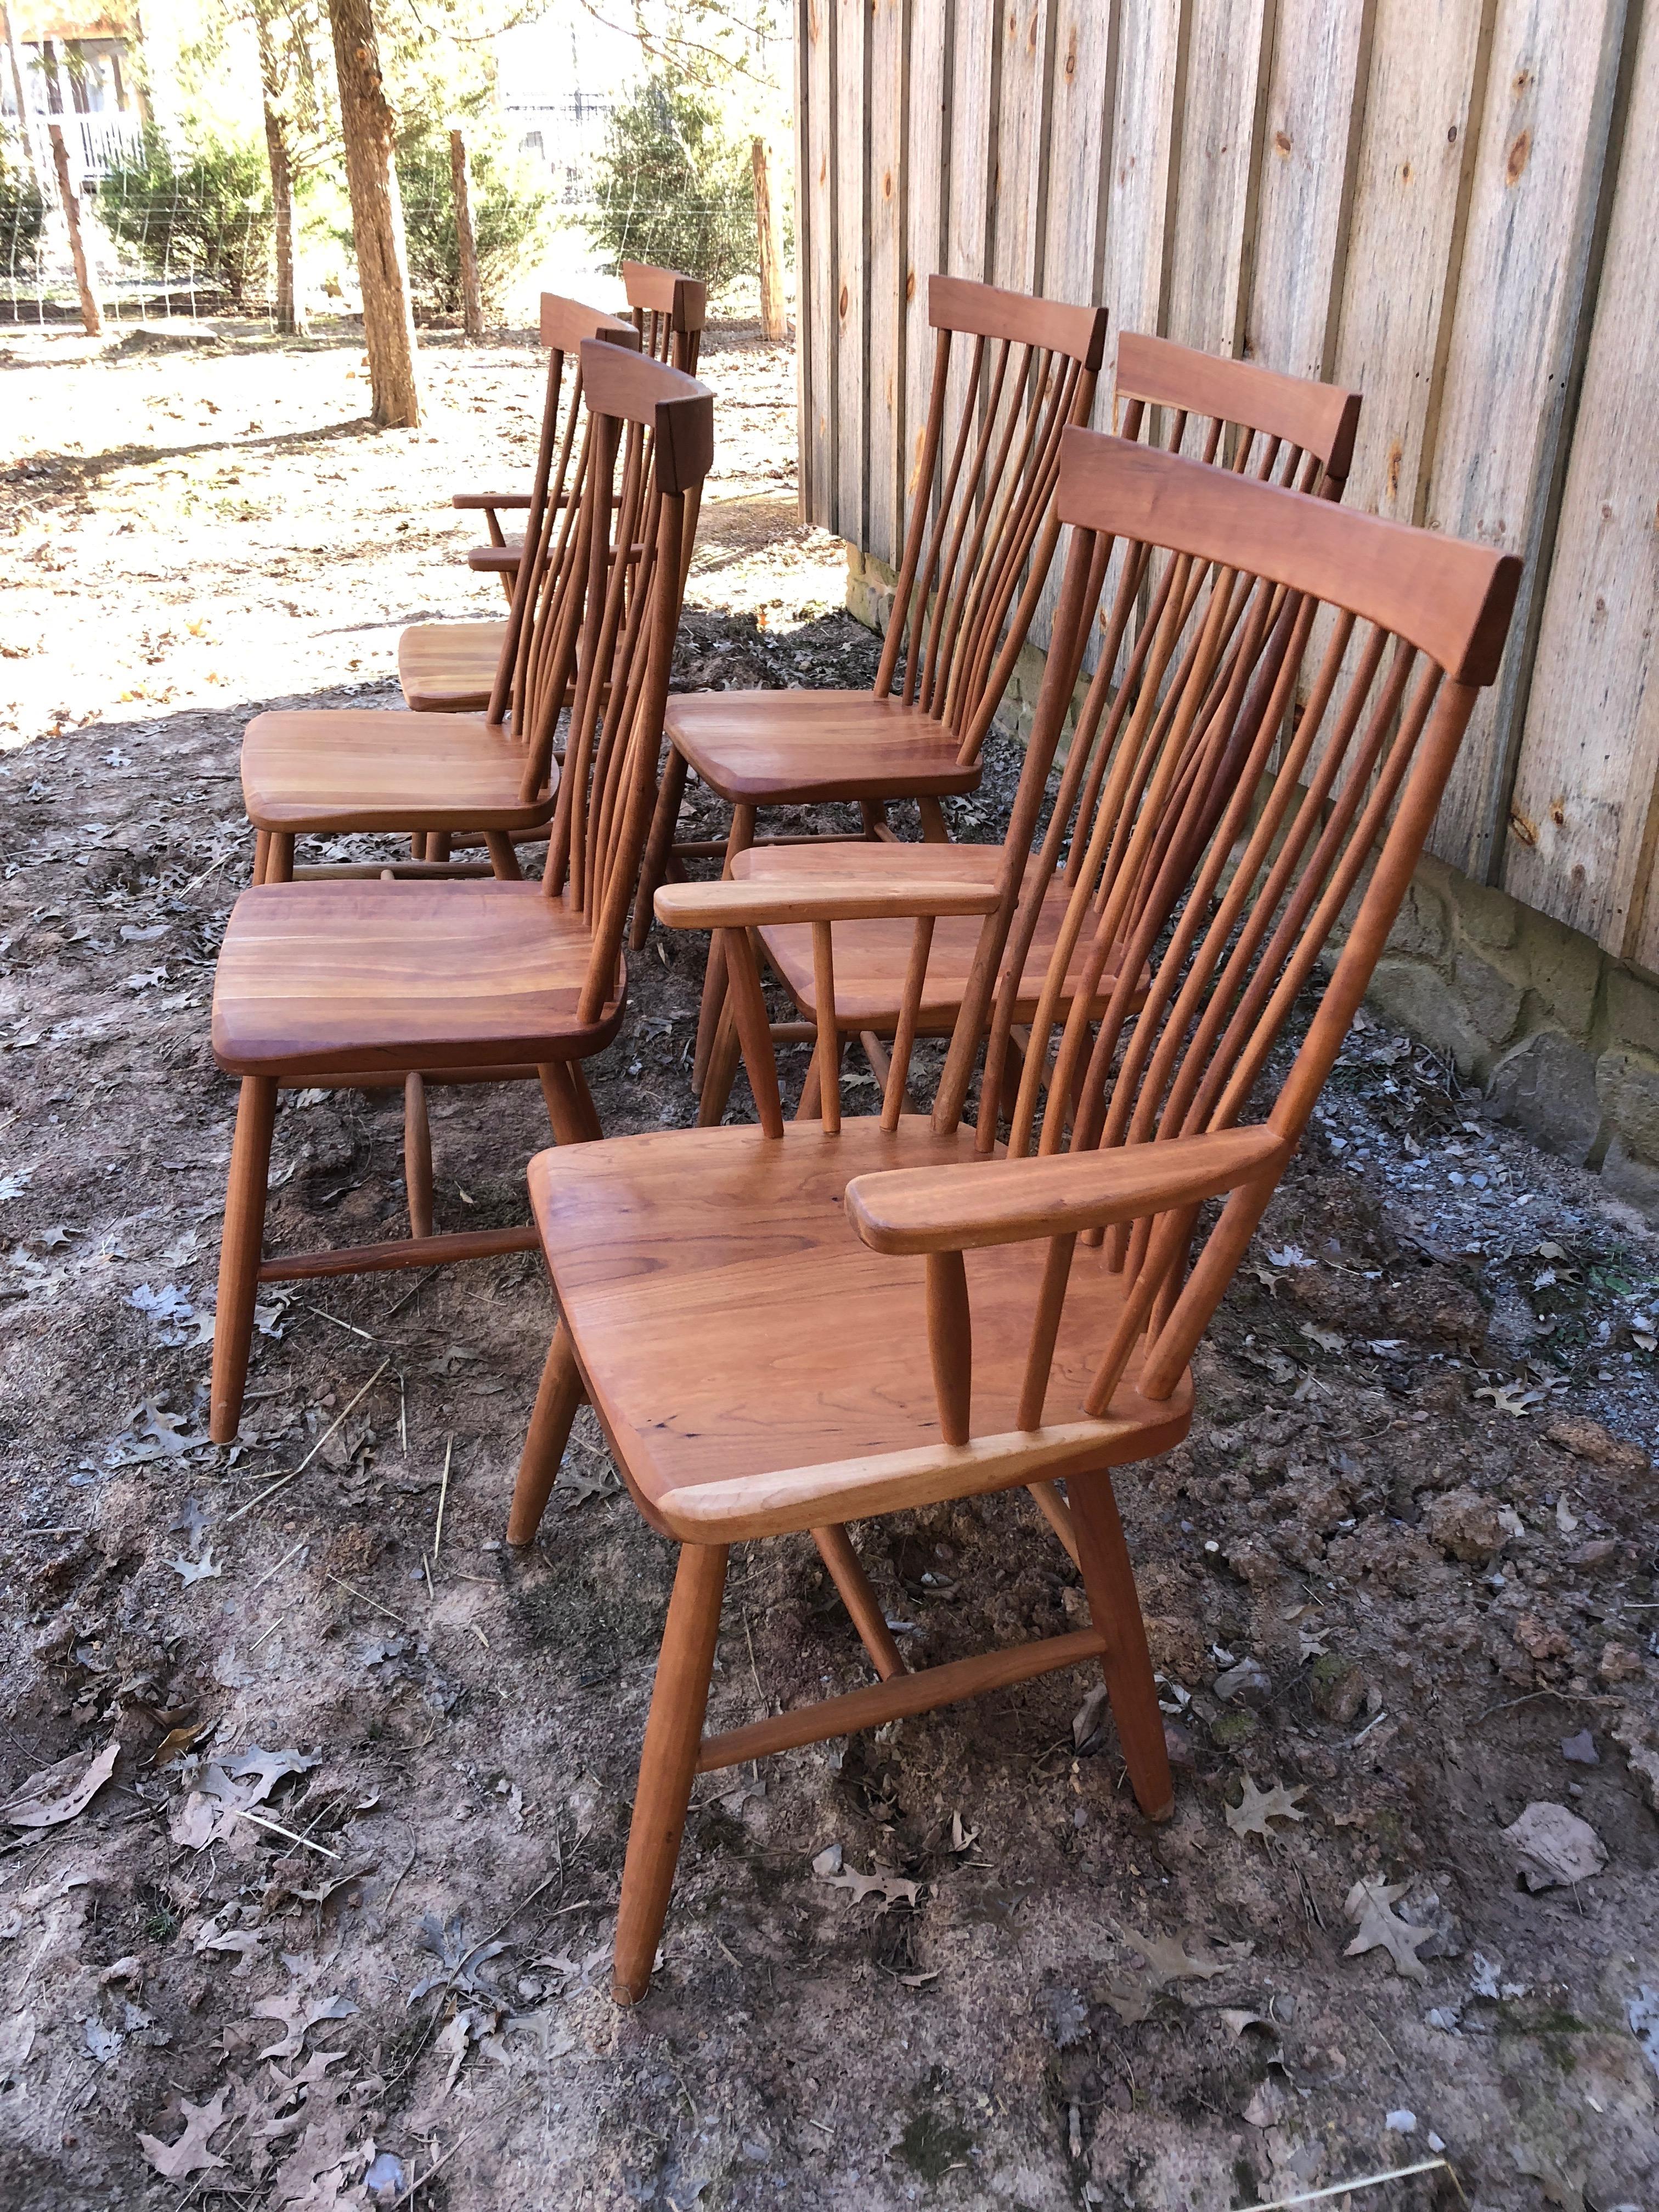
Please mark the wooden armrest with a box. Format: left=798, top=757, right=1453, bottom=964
left=451, top=491, right=534, bottom=510
left=654, top=876, right=1001, bottom=930
left=846, top=1126, right=1289, bottom=1255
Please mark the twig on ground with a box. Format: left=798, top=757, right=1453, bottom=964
left=1243, top=2160, right=1458, bottom=2211
left=223, top=1358, right=391, bottom=1525
left=431, top=1435, right=454, bottom=1563
left=232, top=1806, right=340, bottom=1858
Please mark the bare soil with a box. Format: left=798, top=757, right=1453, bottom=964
left=1, top=316, right=1657, bottom=2212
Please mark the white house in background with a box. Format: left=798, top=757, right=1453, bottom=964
left=492, top=3, right=640, bottom=204
left=2, top=3, right=144, bottom=183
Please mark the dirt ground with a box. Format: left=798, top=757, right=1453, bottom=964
left=1, top=314, right=1657, bottom=2212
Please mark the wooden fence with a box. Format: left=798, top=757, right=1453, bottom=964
left=793, top=0, right=1659, bottom=967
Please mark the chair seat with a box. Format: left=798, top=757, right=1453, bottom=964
left=662, top=689, right=982, bottom=806
left=731, top=842, right=1126, bottom=1031
left=529, top=1116, right=1193, bottom=1543
left=212, top=882, right=622, bottom=1080
left=397, top=620, right=507, bottom=713
left=241, top=709, right=556, bottom=836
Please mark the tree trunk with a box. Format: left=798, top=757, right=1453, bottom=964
left=326, top=0, right=419, bottom=428
left=449, top=128, right=483, bottom=341
left=1, top=7, right=41, bottom=195
left=48, top=121, right=101, bottom=336
left=752, top=136, right=786, bottom=343
left=262, top=102, right=306, bottom=335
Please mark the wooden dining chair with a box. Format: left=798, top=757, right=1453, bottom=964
left=396, top=295, right=639, bottom=723
left=692, top=333, right=1363, bottom=1128
left=503, top=426, right=1520, bottom=2004
left=206, top=343, right=714, bottom=1444
left=458, top=263, right=708, bottom=600
left=648, top=274, right=1109, bottom=1091
left=243, top=302, right=647, bottom=888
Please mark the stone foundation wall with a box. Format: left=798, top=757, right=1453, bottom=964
left=844, top=545, right=1659, bottom=1222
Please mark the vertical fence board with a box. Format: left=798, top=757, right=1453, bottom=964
left=834, top=0, right=870, bottom=548
left=902, top=0, right=951, bottom=523
left=1163, top=0, right=1271, bottom=357
left=1099, top=0, right=1189, bottom=343
left=1503, top=0, right=1659, bottom=960
left=992, top=2, right=1054, bottom=295
left=802, top=0, right=837, bottom=532
left=867, top=0, right=907, bottom=567
left=945, top=0, right=1000, bottom=443
left=1425, top=0, right=1630, bottom=881
left=1242, top=0, right=1370, bottom=379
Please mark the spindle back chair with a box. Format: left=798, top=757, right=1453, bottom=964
left=505, top=428, right=1520, bottom=2004
left=248, top=301, right=641, bottom=885
left=693, top=335, right=1363, bottom=1124
left=207, top=345, right=713, bottom=1444
left=433, top=291, right=639, bottom=628
left=622, top=259, right=708, bottom=373
left=659, top=274, right=1109, bottom=1090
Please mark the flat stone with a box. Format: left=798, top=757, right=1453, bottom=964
left=1486, top=1030, right=1603, bottom=1165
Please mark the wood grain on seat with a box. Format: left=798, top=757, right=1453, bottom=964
left=241, top=710, right=558, bottom=834
left=212, top=882, right=624, bottom=1079
left=731, top=841, right=1127, bottom=1029
left=396, top=619, right=506, bottom=713
left=529, top=1117, right=1192, bottom=1539
left=662, top=690, right=981, bottom=806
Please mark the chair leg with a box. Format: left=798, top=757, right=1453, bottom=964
left=252, top=830, right=270, bottom=885
left=613, top=1541, right=729, bottom=2005
left=632, top=747, right=688, bottom=952
left=484, top=831, right=523, bottom=881
left=403, top=1072, right=433, bottom=1238
left=1069, top=1468, right=1173, bottom=1821
left=918, top=794, right=950, bottom=842
left=506, top=1324, right=586, bottom=1543
left=811, top=1524, right=905, bottom=1679
left=538, top=1061, right=601, bottom=1146
left=696, top=1001, right=741, bottom=1127
left=692, top=805, right=756, bottom=1094
left=265, top=833, right=295, bottom=884
left=210, top=1076, right=278, bottom=1444
left=795, top=1047, right=822, bottom=1121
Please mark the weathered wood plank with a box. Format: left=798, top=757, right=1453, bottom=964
left=801, top=0, right=837, bottom=532
left=944, top=0, right=998, bottom=443
left=1163, top=0, right=1272, bottom=358
left=1503, top=0, right=1658, bottom=958
left=1425, top=0, right=1632, bottom=878
left=1242, top=0, right=1372, bottom=381
left=834, top=0, right=870, bottom=547
left=902, top=0, right=950, bottom=533
left=1098, top=0, right=1190, bottom=345
left=867, top=0, right=907, bottom=567
left=991, top=1, right=1054, bottom=297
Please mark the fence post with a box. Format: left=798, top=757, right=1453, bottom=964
left=48, top=122, right=101, bottom=338
left=2, top=5, right=41, bottom=196
left=449, top=128, right=484, bottom=342
left=752, top=136, right=786, bottom=342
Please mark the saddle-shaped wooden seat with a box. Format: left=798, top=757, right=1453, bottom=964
left=241, top=709, right=554, bottom=838
left=731, top=841, right=1122, bottom=1030
left=663, top=690, right=983, bottom=808
left=396, top=618, right=506, bottom=714
left=528, top=1116, right=1193, bottom=1539
left=213, top=881, right=624, bottom=1079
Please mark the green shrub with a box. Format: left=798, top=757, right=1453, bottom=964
left=588, top=72, right=755, bottom=292
left=0, top=144, right=47, bottom=281
left=394, top=131, right=546, bottom=322
left=100, top=130, right=273, bottom=309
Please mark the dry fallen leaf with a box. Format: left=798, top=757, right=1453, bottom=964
left=1502, top=1801, right=1607, bottom=1891
left=137, top=2090, right=229, bottom=2178
left=1118, top=1926, right=1227, bottom=1983
left=1343, top=1878, right=1434, bottom=1983
left=169, top=1745, right=318, bottom=1850
left=1224, top=1774, right=1309, bottom=1842
left=812, top=1845, right=923, bottom=1912
left=0, top=1737, right=119, bottom=1830
left=250, top=1989, right=359, bottom=2063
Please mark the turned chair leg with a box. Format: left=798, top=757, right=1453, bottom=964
left=1069, top=1468, right=1173, bottom=1821
left=631, top=747, right=688, bottom=952
left=252, top=829, right=271, bottom=885
left=691, top=803, right=755, bottom=1094
left=811, top=1525, right=904, bottom=1679
left=264, top=832, right=295, bottom=884
left=695, top=1001, right=742, bottom=1127
left=210, top=1076, right=277, bottom=1444
left=403, top=1072, right=433, bottom=1238
left=484, top=831, right=523, bottom=881
left=538, top=1061, right=602, bottom=1145
left=506, top=1325, right=586, bottom=1543
left=613, top=1541, right=729, bottom=2004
